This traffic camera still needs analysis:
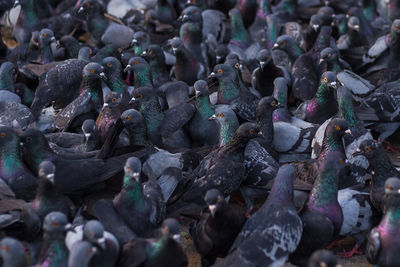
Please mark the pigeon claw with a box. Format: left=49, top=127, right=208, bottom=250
left=337, top=244, right=363, bottom=258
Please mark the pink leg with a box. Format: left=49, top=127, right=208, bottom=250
left=337, top=244, right=363, bottom=258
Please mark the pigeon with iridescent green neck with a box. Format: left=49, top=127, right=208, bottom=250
left=294, top=71, right=339, bottom=124
left=273, top=35, right=304, bottom=64
left=34, top=29, right=56, bottom=64
left=337, top=16, right=369, bottom=53
left=210, top=105, right=239, bottom=147
left=0, top=62, right=17, bottom=93
left=0, top=126, right=37, bottom=201
left=366, top=177, right=400, bottom=267
left=291, top=151, right=345, bottom=265
left=38, top=212, right=72, bottom=267
left=102, top=57, right=131, bottom=102
left=248, top=0, right=271, bottom=40
left=78, top=0, right=108, bottom=44
left=141, top=45, right=170, bottom=88
left=32, top=161, right=75, bottom=221
left=228, top=8, right=251, bottom=51
left=121, top=109, right=149, bottom=147
left=130, top=32, right=151, bottom=57
left=124, top=57, right=153, bottom=88
left=113, top=157, right=165, bottom=237
left=354, top=139, right=400, bottom=213
left=319, top=47, right=352, bottom=73
left=119, top=218, right=188, bottom=267
left=53, top=62, right=106, bottom=131
left=188, top=80, right=219, bottom=146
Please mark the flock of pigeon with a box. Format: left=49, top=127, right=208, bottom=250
left=0, top=0, right=399, bottom=266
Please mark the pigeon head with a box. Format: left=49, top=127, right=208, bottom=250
left=0, top=62, right=17, bottom=85
left=0, top=237, right=27, bottom=267
left=0, top=126, right=19, bottom=149
left=194, top=80, right=209, bottom=97
left=354, top=139, right=381, bottom=159
left=308, top=249, right=339, bottom=267
left=83, top=63, right=106, bottom=81
left=121, top=109, right=144, bottom=128
left=20, top=129, right=50, bottom=157
left=38, top=161, right=55, bottom=184
left=391, top=19, right=400, bottom=34
left=320, top=47, right=338, bottom=64
left=346, top=7, right=360, bottom=18
left=103, top=92, right=121, bottom=109
left=309, top=14, right=322, bottom=32
left=385, top=177, right=400, bottom=195
left=209, top=64, right=236, bottom=80
left=233, top=122, right=261, bottom=142
left=131, top=31, right=150, bottom=51
left=82, top=119, right=97, bottom=140
left=78, top=47, right=93, bottom=61
left=347, top=16, right=360, bottom=32
left=161, top=218, right=181, bottom=242
left=180, top=6, right=202, bottom=23
left=169, top=37, right=184, bottom=55
left=210, top=105, right=238, bottom=146
left=131, top=86, right=154, bottom=103
left=84, top=220, right=106, bottom=249
left=273, top=35, right=296, bottom=51
left=39, top=29, right=56, bottom=45
left=224, top=54, right=243, bottom=70
left=215, top=45, right=228, bottom=63
left=204, top=189, right=224, bottom=217
left=141, top=45, right=164, bottom=62
left=326, top=118, right=351, bottom=139
left=124, top=157, right=142, bottom=182
left=320, top=71, right=337, bottom=89
left=317, top=6, right=335, bottom=23
left=124, top=57, right=149, bottom=73
left=43, top=211, right=71, bottom=235
left=257, top=49, right=272, bottom=68
left=102, top=57, right=121, bottom=78
left=78, top=0, right=104, bottom=15
left=256, top=96, right=283, bottom=116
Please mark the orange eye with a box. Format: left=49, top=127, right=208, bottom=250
left=387, top=185, right=394, bottom=190
left=366, top=147, right=371, bottom=152
left=219, top=113, right=224, bottom=117
left=148, top=50, right=153, bottom=54
left=141, top=36, right=145, bottom=40
left=395, top=25, right=399, bottom=29
left=125, top=115, right=131, bottom=121
left=281, top=41, right=286, bottom=45
left=43, top=33, right=48, bottom=38
left=118, top=48, right=122, bottom=53
left=271, top=101, right=276, bottom=106
left=89, top=49, right=93, bottom=55
left=335, top=126, right=341, bottom=131
left=249, top=129, right=255, bottom=134
left=90, top=69, right=95, bottom=74
left=138, top=93, right=143, bottom=98
left=218, top=69, right=223, bottom=74
left=217, top=195, right=221, bottom=202
left=235, top=63, right=239, bottom=68
left=112, top=98, right=117, bottom=102
left=126, top=166, right=131, bottom=171
left=0, top=132, right=5, bottom=137
left=323, top=77, right=328, bottom=82
left=134, top=60, right=139, bottom=65
left=324, top=11, right=329, bottom=15
left=107, top=63, right=112, bottom=67
left=338, top=159, right=343, bottom=163
left=52, top=222, right=59, bottom=227
left=2, top=245, right=7, bottom=252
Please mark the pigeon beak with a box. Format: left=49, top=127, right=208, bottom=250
left=182, top=14, right=189, bottom=22
left=46, top=173, right=55, bottom=183
left=312, top=24, right=319, bottom=31
left=124, top=65, right=131, bottom=73
left=276, top=102, right=284, bottom=108
left=84, top=133, right=91, bottom=140
left=346, top=14, right=350, bottom=18
left=344, top=129, right=352, bottom=135
left=129, top=97, right=136, bottom=104
left=131, top=39, right=138, bottom=46
left=78, top=6, right=85, bottom=14
left=14, top=0, right=20, bottom=7
left=99, top=72, right=107, bottom=81
left=141, top=51, right=147, bottom=56
left=208, top=72, right=216, bottom=78
left=195, top=89, right=200, bottom=97
left=331, top=13, right=336, bottom=18
left=97, top=237, right=106, bottom=249
left=103, top=102, right=109, bottom=108
left=216, top=55, right=222, bottom=63
left=132, top=172, right=140, bottom=180
left=208, top=204, right=217, bottom=217
left=50, top=37, right=56, bottom=43
left=329, top=81, right=338, bottom=89
left=209, top=114, right=217, bottom=120
left=259, top=61, right=266, bottom=68
left=257, top=131, right=263, bottom=137
left=172, top=234, right=181, bottom=243
left=172, top=47, right=178, bottom=54
left=56, top=41, right=61, bottom=49
left=352, top=148, right=363, bottom=156
left=319, top=58, right=324, bottom=64
left=354, top=25, right=360, bottom=31
left=273, top=43, right=279, bottom=49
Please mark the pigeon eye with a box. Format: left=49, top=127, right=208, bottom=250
left=0, top=132, right=5, bottom=137
left=219, top=113, right=224, bottom=117
left=148, top=50, right=153, bottom=54
left=107, top=63, right=112, bottom=67
left=125, top=115, right=131, bottom=121
left=249, top=129, right=255, bottom=134
left=271, top=101, right=276, bottom=106
left=43, top=33, right=48, bottom=38
left=235, top=63, right=239, bottom=68
left=118, top=48, right=122, bottom=53
left=126, top=166, right=131, bottom=171
left=90, top=69, right=95, bottom=74
left=89, top=49, right=93, bottom=55
left=281, top=41, right=286, bottom=45
left=112, top=98, right=117, bottom=102
left=26, top=137, right=32, bottom=142
left=52, top=222, right=59, bottom=227
left=217, top=195, right=222, bottom=202
left=141, top=36, right=145, bottom=40
left=2, top=245, right=7, bottom=252
left=366, top=147, right=371, bottom=152
left=387, top=185, right=394, bottom=190
left=338, top=159, right=343, bottom=163
left=335, top=126, right=341, bottom=131
left=134, top=60, right=139, bottom=65
left=138, top=93, right=143, bottom=98
left=328, top=54, right=331, bottom=58
left=395, top=25, right=399, bottom=29
left=218, top=69, right=223, bottom=74
left=324, top=11, right=329, bottom=15
left=323, top=77, right=328, bottom=82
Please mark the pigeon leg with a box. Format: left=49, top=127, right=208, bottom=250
left=383, top=141, right=399, bottom=153
left=337, top=244, right=363, bottom=258
left=231, top=191, right=245, bottom=206
left=326, top=240, right=341, bottom=249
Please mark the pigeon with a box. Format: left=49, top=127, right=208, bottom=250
left=308, top=249, right=339, bottom=267
left=0, top=237, right=28, bottom=267
left=366, top=177, right=400, bottom=267
left=210, top=105, right=239, bottom=147
left=190, top=189, right=245, bottom=266
left=215, top=165, right=302, bottom=267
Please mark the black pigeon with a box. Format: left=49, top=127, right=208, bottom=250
left=190, top=189, right=245, bottom=266
left=215, top=165, right=302, bottom=267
